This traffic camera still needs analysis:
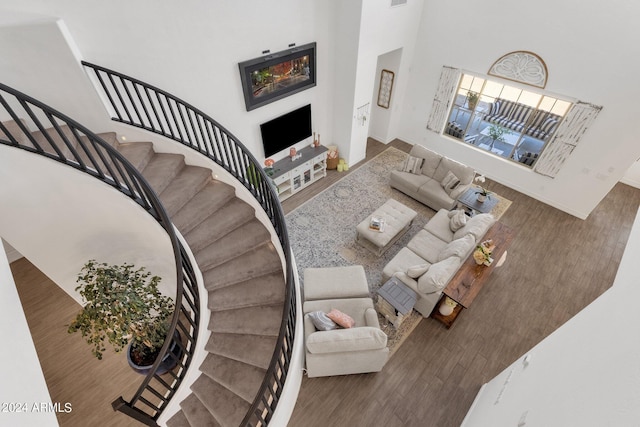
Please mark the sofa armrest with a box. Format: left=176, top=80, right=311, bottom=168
left=364, top=307, right=381, bottom=329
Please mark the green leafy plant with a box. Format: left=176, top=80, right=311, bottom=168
left=68, top=260, right=174, bottom=364
left=467, top=91, right=479, bottom=104
left=487, top=124, right=510, bottom=145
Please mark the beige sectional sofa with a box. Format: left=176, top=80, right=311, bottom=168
left=390, top=144, right=476, bottom=211
left=382, top=208, right=495, bottom=317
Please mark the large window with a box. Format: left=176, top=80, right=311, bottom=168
left=444, top=73, right=571, bottom=168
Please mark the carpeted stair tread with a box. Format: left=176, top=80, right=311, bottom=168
left=32, top=124, right=79, bottom=158
left=159, top=166, right=212, bottom=217
left=117, top=141, right=155, bottom=171
left=208, top=304, right=283, bottom=336
left=141, top=152, right=185, bottom=194
left=184, top=198, right=255, bottom=253
left=177, top=393, right=221, bottom=427
left=194, top=219, right=271, bottom=271
left=171, top=180, right=236, bottom=235
left=166, top=408, right=191, bottom=427
left=191, top=374, right=249, bottom=426
left=199, top=353, right=266, bottom=403
left=206, top=332, right=277, bottom=370
left=208, top=270, right=285, bottom=311
left=202, top=243, right=282, bottom=291
left=0, top=119, right=34, bottom=147
left=72, top=133, right=120, bottom=174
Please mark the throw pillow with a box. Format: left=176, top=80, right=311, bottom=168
left=449, top=209, right=467, bottom=232
left=440, top=171, right=460, bottom=195
left=417, top=257, right=461, bottom=294
left=401, top=155, right=425, bottom=175
left=326, top=308, right=355, bottom=328
left=306, top=311, right=338, bottom=331
left=438, top=234, right=475, bottom=262
left=406, top=263, right=430, bottom=279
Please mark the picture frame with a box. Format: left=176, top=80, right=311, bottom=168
left=377, top=69, right=394, bottom=109
left=238, top=42, right=317, bottom=111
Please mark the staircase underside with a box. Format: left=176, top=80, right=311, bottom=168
left=9, top=123, right=286, bottom=427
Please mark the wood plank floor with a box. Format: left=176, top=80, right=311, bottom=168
left=11, top=258, right=143, bottom=427
left=286, top=138, right=640, bottom=427
left=10, top=138, right=640, bottom=427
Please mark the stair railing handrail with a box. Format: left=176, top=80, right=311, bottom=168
left=0, top=82, right=199, bottom=427
left=81, top=61, right=297, bottom=426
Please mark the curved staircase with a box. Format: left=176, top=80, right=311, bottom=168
left=116, top=133, right=287, bottom=426
left=5, top=119, right=287, bottom=425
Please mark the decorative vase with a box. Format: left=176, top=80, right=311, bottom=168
left=477, top=194, right=486, bottom=203
left=438, top=297, right=457, bottom=316
left=127, top=331, right=182, bottom=376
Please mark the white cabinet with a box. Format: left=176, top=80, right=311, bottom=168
left=268, top=146, right=328, bottom=201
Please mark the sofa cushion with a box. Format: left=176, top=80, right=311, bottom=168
left=306, top=311, right=338, bottom=331
left=409, top=145, right=442, bottom=177
left=304, top=298, right=374, bottom=327
left=417, top=180, right=454, bottom=210
left=433, top=157, right=475, bottom=185
left=407, top=229, right=448, bottom=264
left=390, top=170, right=430, bottom=192
left=407, top=263, right=430, bottom=279
left=304, top=265, right=369, bottom=301
left=400, top=155, right=425, bottom=174
left=424, top=209, right=455, bottom=243
left=438, top=234, right=475, bottom=262
left=327, top=308, right=355, bottom=328
left=440, top=170, right=461, bottom=196
left=306, top=326, right=388, bottom=354
left=382, top=247, right=431, bottom=283
left=453, top=213, right=496, bottom=241
left=448, top=209, right=467, bottom=232
left=417, top=256, right=461, bottom=294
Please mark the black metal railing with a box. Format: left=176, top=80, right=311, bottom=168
left=0, top=83, right=200, bottom=427
left=82, top=61, right=297, bottom=426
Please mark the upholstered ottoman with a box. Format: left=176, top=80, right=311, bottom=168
left=356, top=198, right=417, bottom=255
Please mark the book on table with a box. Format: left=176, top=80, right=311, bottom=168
left=369, top=217, right=386, bottom=232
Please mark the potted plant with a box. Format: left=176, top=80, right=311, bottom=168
left=467, top=91, right=479, bottom=110
left=474, top=175, right=492, bottom=202
left=68, top=260, right=180, bottom=375
left=487, top=124, right=510, bottom=150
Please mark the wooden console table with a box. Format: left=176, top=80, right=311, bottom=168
left=431, top=221, right=516, bottom=328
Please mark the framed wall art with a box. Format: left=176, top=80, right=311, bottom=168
left=377, top=69, right=394, bottom=109
left=238, top=42, right=317, bottom=111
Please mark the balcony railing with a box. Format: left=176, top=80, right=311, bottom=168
left=82, top=61, right=297, bottom=426
left=0, top=82, right=200, bottom=427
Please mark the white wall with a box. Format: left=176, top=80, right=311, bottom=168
left=0, top=245, right=58, bottom=427
left=343, top=0, right=424, bottom=165
left=0, top=146, right=176, bottom=305
left=369, top=48, right=403, bottom=143
left=400, top=0, right=640, bottom=219
left=0, top=0, right=334, bottom=165
left=462, top=206, right=640, bottom=426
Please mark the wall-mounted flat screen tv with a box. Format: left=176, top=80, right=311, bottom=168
left=260, top=104, right=311, bottom=158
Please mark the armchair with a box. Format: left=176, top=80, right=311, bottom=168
left=303, top=265, right=389, bottom=378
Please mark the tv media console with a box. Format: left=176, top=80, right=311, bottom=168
left=267, top=145, right=328, bottom=201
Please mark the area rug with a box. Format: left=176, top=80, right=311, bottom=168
left=286, top=146, right=511, bottom=357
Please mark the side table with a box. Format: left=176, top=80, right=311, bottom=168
left=431, top=221, right=516, bottom=328
left=457, top=187, right=499, bottom=216
left=376, top=276, right=417, bottom=328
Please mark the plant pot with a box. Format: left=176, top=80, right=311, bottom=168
left=477, top=194, right=487, bottom=203
left=127, top=332, right=183, bottom=375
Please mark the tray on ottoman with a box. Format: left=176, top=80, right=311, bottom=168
left=356, top=198, right=417, bottom=256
